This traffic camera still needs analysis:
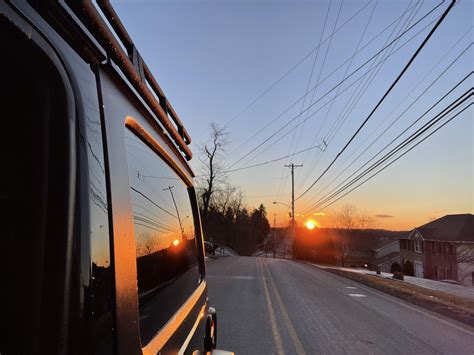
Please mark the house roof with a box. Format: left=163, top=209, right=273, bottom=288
left=415, top=214, right=474, bottom=242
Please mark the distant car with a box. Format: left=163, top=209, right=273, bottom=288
left=204, top=241, right=215, bottom=254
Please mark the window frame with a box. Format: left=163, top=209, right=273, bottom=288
left=98, top=65, right=207, bottom=354
left=125, top=117, right=205, bottom=279
left=124, top=117, right=206, bottom=350
left=414, top=240, right=423, bottom=253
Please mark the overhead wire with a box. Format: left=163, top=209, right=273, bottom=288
left=276, top=0, right=340, bottom=202
left=231, top=15, right=441, bottom=171
left=207, top=38, right=469, bottom=179
left=302, top=41, right=472, bottom=205
left=304, top=88, right=473, bottom=211
left=227, top=0, right=435, bottom=159
left=288, top=0, right=343, bottom=156
left=298, top=0, right=383, bottom=188
left=314, top=100, right=473, bottom=211
left=228, top=1, right=444, bottom=170
left=223, top=0, right=374, bottom=128
left=326, top=2, right=422, bottom=142
left=299, top=0, right=422, bottom=188
left=295, top=0, right=456, bottom=200
left=131, top=186, right=178, bottom=218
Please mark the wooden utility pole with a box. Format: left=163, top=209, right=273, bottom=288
left=285, top=163, right=303, bottom=259
left=273, top=213, right=276, bottom=258
left=163, top=185, right=184, bottom=238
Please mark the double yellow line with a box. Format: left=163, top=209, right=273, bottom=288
left=257, top=258, right=306, bottom=355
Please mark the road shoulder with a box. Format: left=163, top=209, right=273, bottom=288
left=303, top=262, right=474, bottom=327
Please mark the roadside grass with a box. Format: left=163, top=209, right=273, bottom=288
left=322, top=267, right=474, bottom=327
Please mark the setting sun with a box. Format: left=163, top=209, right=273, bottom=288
left=305, top=220, right=317, bottom=230
left=173, top=239, right=180, bottom=246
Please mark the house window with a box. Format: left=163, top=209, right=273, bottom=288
left=447, top=243, right=454, bottom=255
left=400, top=240, right=408, bottom=250
left=414, top=240, right=423, bottom=253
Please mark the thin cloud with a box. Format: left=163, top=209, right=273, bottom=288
left=313, top=212, right=327, bottom=216
left=375, top=214, right=394, bottom=218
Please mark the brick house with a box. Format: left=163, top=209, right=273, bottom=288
left=399, top=214, right=474, bottom=286
left=344, top=238, right=402, bottom=273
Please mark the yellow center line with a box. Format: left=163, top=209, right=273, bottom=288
left=261, top=258, right=307, bottom=355
left=257, top=257, right=285, bottom=355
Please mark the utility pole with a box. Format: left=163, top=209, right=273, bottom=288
left=163, top=185, right=184, bottom=239
left=273, top=213, right=276, bottom=258
left=285, top=163, right=303, bottom=259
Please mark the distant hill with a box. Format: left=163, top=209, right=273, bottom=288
left=362, top=229, right=410, bottom=239
left=273, top=226, right=410, bottom=239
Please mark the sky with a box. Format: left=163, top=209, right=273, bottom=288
left=111, top=0, right=473, bottom=231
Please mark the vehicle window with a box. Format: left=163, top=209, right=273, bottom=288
left=124, top=128, right=200, bottom=345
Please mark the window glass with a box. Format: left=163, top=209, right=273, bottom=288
left=414, top=240, right=423, bottom=253
left=84, top=101, right=114, bottom=354
left=124, top=129, right=200, bottom=345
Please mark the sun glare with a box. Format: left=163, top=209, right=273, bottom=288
left=173, top=239, right=180, bottom=246
left=305, top=220, right=317, bottom=230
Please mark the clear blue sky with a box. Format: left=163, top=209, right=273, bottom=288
left=112, top=0, right=473, bottom=230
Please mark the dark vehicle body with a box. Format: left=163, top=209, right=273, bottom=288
left=0, top=1, right=220, bottom=354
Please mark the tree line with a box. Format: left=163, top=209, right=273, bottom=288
left=196, top=123, right=270, bottom=255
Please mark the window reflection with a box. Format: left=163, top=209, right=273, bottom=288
left=125, top=129, right=200, bottom=345
left=83, top=107, right=114, bottom=354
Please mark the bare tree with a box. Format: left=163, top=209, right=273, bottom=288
left=213, top=184, right=245, bottom=219
left=138, top=231, right=158, bottom=256
left=449, top=244, right=474, bottom=284
left=330, top=204, right=373, bottom=266
left=198, top=123, right=229, bottom=219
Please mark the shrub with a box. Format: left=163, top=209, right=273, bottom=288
left=390, top=262, right=402, bottom=273
left=393, top=271, right=404, bottom=280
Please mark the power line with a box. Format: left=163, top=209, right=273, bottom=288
left=228, top=0, right=434, bottom=159
left=296, top=0, right=456, bottom=200
left=298, top=0, right=332, bottom=117
left=131, top=186, right=177, bottom=218
left=298, top=0, right=423, bottom=192
left=298, top=0, right=383, bottom=188
left=287, top=0, right=343, bottom=157
left=223, top=0, right=374, bottom=128
left=308, top=85, right=473, bottom=210
left=311, top=29, right=472, bottom=196
left=277, top=0, right=339, bottom=203
left=228, top=2, right=444, bottom=170
left=315, top=103, right=472, bottom=211
left=231, top=16, right=441, bottom=171
left=301, top=46, right=472, bottom=205
left=216, top=46, right=470, bottom=179
left=305, top=90, right=473, bottom=211
left=132, top=205, right=179, bottom=230
left=220, top=71, right=468, bottom=181
left=215, top=142, right=326, bottom=174
left=134, top=215, right=177, bottom=234
left=324, top=0, right=423, bottom=144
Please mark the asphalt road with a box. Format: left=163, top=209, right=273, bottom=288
left=206, top=256, right=474, bottom=354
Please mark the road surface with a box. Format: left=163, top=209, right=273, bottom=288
left=206, top=256, right=474, bottom=354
